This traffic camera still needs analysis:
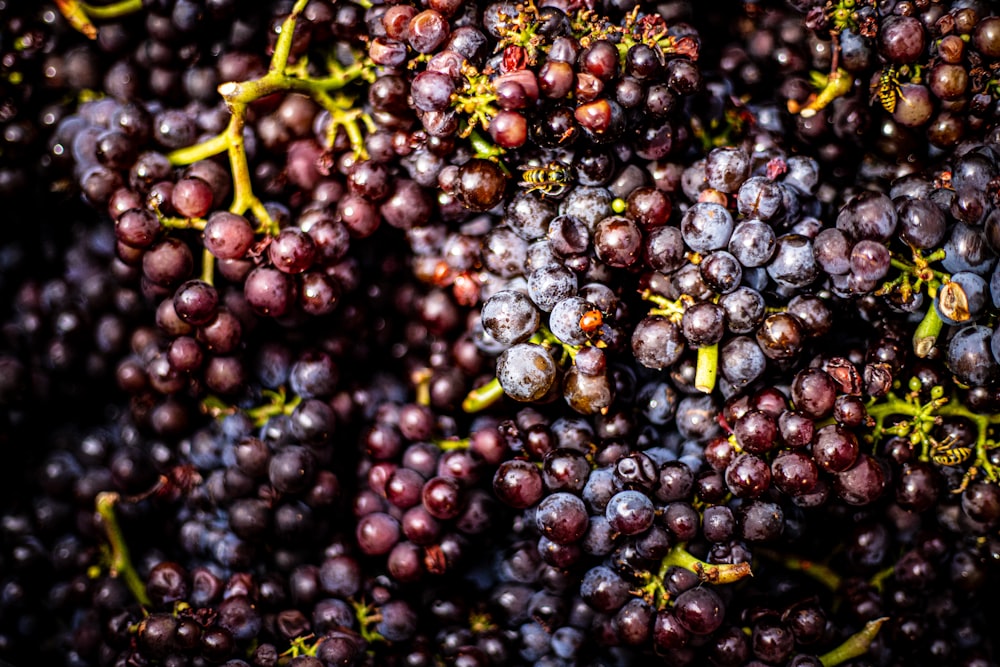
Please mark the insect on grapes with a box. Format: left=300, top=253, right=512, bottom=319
left=518, top=161, right=574, bottom=197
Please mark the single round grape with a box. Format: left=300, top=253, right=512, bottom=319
left=725, top=453, right=770, bottom=498
left=631, top=316, right=685, bottom=369
left=836, top=191, right=897, bottom=242
left=700, top=251, right=743, bottom=293
left=720, top=287, right=765, bottom=334
left=527, top=263, right=577, bottom=312
left=681, top=302, right=724, bottom=347
left=755, top=313, right=804, bottom=361
left=535, top=492, right=589, bottom=544
left=457, top=158, right=507, bottom=211
left=481, top=290, right=540, bottom=345
left=705, top=147, right=750, bottom=193
left=728, top=219, right=776, bottom=268
left=681, top=202, right=734, bottom=252
left=720, top=336, right=767, bottom=388
left=737, top=177, right=784, bottom=220
left=767, top=234, right=818, bottom=287
left=645, top=226, right=687, bottom=273
left=951, top=325, right=1000, bottom=386
left=594, top=216, right=642, bottom=268
left=791, top=368, right=836, bottom=419
left=580, top=565, right=630, bottom=615
left=935, top=272, right=987, bottom=325
left=739, top=500, right=784, bottom=542
left=496, top=343, right=557, bottom=402
left=850, top=240, right=890, bottom=282
left=204, top=211, right=255, bottom=260
left=812, top=424, right=859, bottom=473
left=771, top=451, right=819, bottom=497
left=605, top=490, right=655, bottom=536
left=896, top=197, right=947, bottom=249
left=833, top=454, right=886, bottom=506
left=878, top=16, right=926, bottom=64
left=734, top=409, right=777, bottom=454
left=941, top=223, right=997, bottom=277
left=673, top=587, right=725, bottom=635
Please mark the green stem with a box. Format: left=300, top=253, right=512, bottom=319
left=660, top=543, right=752, bottom=585
left=80, top=0, right=144, bottom=19
left=200, top=247, right=215, bottom=286
left=912, top=303, right=943, bottom=358
left=463, top=377, right=504, bottom=413
left=352, top=599, right=386, bottom=645
left=270, top=0, right=311, bottom=74
left=246, top=387, right=302, bottom=426
left=159, top=216, right=207, bottom=231
left=695, top=343, right=718, bottom=394
left=868, top=564, right=894, bottom=592
left=798, top=68, right=853, bottom=118
left=434, top=438, right=471, bottom=451
left=468, top=129, right=509, bottom=174
left=754, top=549, right=842, bottom=591
left=167, top=132, right=229, bottom=166
left=819, top=617, right=888, bottom=667
left=95, top=492, right=151, bottom=607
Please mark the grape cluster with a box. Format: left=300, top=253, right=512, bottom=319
left=5, top=0, right=1000, bottom=666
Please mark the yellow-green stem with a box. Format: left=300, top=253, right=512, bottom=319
left=661, top=542, right=752, bottom=585
left=95, top=492, right=151, bottom=607
left=56, top=0, right=143, bottom=39
left=868, top=564, right=895, bottom=592
left=435, top=438, right=471, bottom=451
left=270, top=0, right=311, bottom=75
left=913, top=301, right=944, bottom=358
left=200, top=247, right=215, bottom=286
left=167, top=133, right=229, bottom=166
left=695, top=343, right=718, bottom=394
left=81, top=0, right=144, bottom=19
left=754, top=549, right=842, bottom=591
left=463, top=377, right=504, bottom=413
left=819, top=618, right=888, bottom=667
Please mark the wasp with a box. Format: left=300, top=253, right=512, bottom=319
left=519, top=161, right=573, bottom=197
left=872, top=65, right=906, bottom=114
left=929, top=435, right=972, bottom=467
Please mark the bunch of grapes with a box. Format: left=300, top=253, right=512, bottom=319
left=5, top=0, right=1000, bottom=666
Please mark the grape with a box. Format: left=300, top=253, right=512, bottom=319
left=700, top=251, right=743, bottom=294
left=674, top=587, right=725, bottom=635
left=935, top=272, right=987, bottom=325
left=527, top=264, right=577, bottom=312
left=535, top=492, right=588, bottom=545
left=737, top=177, right=784, bottom=220
left=605, top=490, right=655, bottom=536
left=834, top=454, right=886, bottom=506
left=729, top=220, right=776, bottom=268
left=720, top=287, right=765, bottom=334
left=951, top=325, right=1000, bottom=386
left=594, top=216, right=642, bottom=267
left=705, top=147, right=750, bottom=193
left=681, top=202, right=735, bottom=252
left=580, top=565, right=629, bottom=613
left=766, top=234, right=818, bottom=287
left=896, top=198, right=947, bottom=249
left=632, top=316, right=685, bottom=369
left=725, top=453, right=771, bottom=498
left=720, top=336, right=766, bottom=388
left=812, top=425, right=860, bottom=473
left=941, top=223, right=997, bottom=277
left=837, top=191, right=897, bottom=242
left=481, top=290, right=540, bottom=345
